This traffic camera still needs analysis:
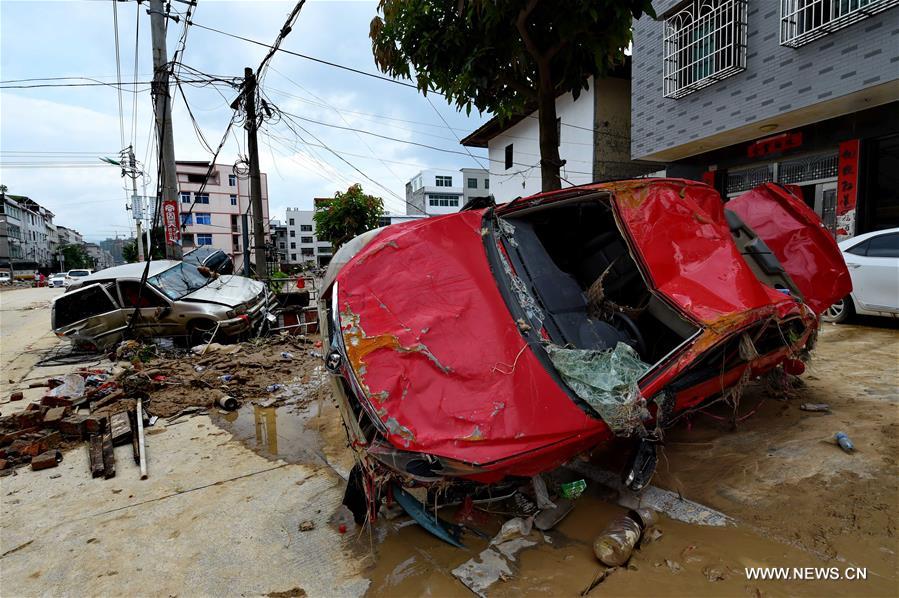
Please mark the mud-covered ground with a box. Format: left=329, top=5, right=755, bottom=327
left=2, top=284, right=896, bottom=597
left=352, top=319, right=899, bottom=597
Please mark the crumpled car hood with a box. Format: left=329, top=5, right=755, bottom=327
left=335, top=212, right=607, bottom=466
left=183, top=275, right=263, bottom=307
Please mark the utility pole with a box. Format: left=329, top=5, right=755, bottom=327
left=149, top=0, right=181, bottom=259
left=243, top=67, right=268, bottom=279
left=128, top=146, right=145, bottom=262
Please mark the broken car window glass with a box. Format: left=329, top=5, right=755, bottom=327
left=148, top=262, right=212, bottom=300
left=545, top=342, right=650, bottom=436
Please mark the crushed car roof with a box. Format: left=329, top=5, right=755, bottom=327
left=78, top=260, right=181, bottom=283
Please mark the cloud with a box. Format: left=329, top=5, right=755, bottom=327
left=1, top=0, right=489, bottom=238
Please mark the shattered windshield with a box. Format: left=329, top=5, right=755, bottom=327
left=148, top=262, right=211, bottom=300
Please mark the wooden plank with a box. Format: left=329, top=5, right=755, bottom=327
left=101, top=431, right=116, bottom=479
left=127, top=410, right=140, bottom=464
left=88, top=435, right=105, bottom=478
left=108, top=411, right=132, bottom=446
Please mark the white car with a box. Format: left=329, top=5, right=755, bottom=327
left=48, top=273, right=67, bottom=288
left=63, top=269, right=92, bottom=288
left=823, top=228, right=899, bottom=323
left=0, top=272, right=11, bottom=285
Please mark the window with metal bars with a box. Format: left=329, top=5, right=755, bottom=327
left=663, top=0, right=748, bottom=99
left=780, top=0, right=898, bottom=47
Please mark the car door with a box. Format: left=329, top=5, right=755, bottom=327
left=116, top=280, right=178, bottom=337
left=727, top=183, right=851, bottom=314
left=845, top=233, right=899, bottom=313
left=52, top=283, right=127, bottom=349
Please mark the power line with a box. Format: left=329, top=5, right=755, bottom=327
left=426, top=95, right=488, bottom=171
left=183, top=18, right=428, bottom=93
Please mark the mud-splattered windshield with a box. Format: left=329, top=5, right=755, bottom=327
left=148, top=262, right=211, bottom=300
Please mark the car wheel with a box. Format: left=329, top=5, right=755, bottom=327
left=822, top=295, right=853, bottom=324
left=188, top=319, right=218, bottom=346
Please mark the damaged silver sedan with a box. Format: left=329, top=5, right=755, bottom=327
left=51, top=260, right=272, bottom=350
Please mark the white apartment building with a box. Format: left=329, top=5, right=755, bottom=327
left=405, top=169, right=465, bottom=216
left=461, top=69, right=658, bottom=203
left=284, top=208, right=333, bottom=267
left=176, top=161, right=270, bottom=272
left=1, top=193, right=58, bottom=272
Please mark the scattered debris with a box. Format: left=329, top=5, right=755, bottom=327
left=299, top=520, right=315, bottom=532
left=31, top=449, right=62, bottom=471
left=800, top=403, right=831, bottom=412
left=592, top=508, right=657, bottom=567
left=835, top=431, right=855, bottom=453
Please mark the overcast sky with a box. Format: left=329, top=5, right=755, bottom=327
left=0, top=0, right=490, bottom=242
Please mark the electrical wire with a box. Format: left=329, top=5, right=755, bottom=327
left=183, top=18, right=426, bottom=93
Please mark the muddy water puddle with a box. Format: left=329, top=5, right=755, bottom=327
left=360, top=483, right=895, bottom=597
left=212, top=401, right=328, bottom=465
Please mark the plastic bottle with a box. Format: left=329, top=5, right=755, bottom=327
left=220, top=374, right=234, bottom=383
left=280, top=352, right=293, bottom=360
left=593, top=508, right=657, bottom=567
left=835, top=432, right=854, bottom=453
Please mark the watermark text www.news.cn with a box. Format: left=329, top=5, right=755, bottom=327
left=745, top=567, right=867, bottom=581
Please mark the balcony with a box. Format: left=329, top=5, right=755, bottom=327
left=780, top=0, right=898, bottom=47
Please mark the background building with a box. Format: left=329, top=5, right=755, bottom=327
left=460, top=167, right=490, bottom=204
left=99, top=237, right=128, bottom=266
left=176, top=161, right=270, bottom=271
left=631, top=0, right=899, bottom=237
left=284, top=208, right=332, bottom=267
left=269, top=219, right=288, bottom=268
left=84, top=243, right=114, bottom=270
left=1, top=192, right=60, bottom=275
left=461, top=67, right=657, bottom=204
left=405, top=169, right=466, bottom=215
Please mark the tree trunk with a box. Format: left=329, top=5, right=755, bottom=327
left=537, top=77, right=562, bottom=192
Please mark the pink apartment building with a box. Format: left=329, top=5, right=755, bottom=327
left=175, top=161, right=270, bottom=272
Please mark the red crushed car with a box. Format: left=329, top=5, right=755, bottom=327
left=319, top=178, right=849, bottom=532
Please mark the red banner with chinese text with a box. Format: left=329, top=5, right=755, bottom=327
left=162, top=199, right=181, bottom=244
left=837, top=139, right=860, bottom=216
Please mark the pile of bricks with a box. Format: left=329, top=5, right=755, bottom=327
left=0, top=396, right=107, bottom=473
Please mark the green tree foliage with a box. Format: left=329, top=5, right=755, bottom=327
left=371, top=0, right=654, bottom=192
left=313, top=184, right=384, bottom=249
left=59, top=244, right=91, bottom=269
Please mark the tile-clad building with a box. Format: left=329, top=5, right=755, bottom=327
left=631, top=0, right=899, bottom=237
left=175, top=161, right=270, bottom=272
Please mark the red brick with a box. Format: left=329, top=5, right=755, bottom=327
left=0, top=458, right=7, bottom=470
left=40, top=396, right=73, bottom=408
left=42, top=407, right=69, bottom=428
left=83, top=416, right=105, bottom=435
left=14, top=411, right=42, bottom=430
left=31, top=450, right=61, bottom=471
left=9, top=392, right=24, bottom=402
left=0, top=429, right=28, bottom=447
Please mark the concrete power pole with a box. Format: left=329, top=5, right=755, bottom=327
left=243, top=67, right=268, bottom=278
left=149, top=0, right=181, bottom=260
left=128, top=146, right=145, bottom=262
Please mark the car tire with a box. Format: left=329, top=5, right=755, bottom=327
left=188, top=319, right=218, bottom=346
left=822, top=295, right=854, bottom=324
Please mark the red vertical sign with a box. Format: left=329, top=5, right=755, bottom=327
left=837, top=139, right=860, bottom=216
left=162, top=199, right=181, bottom=244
